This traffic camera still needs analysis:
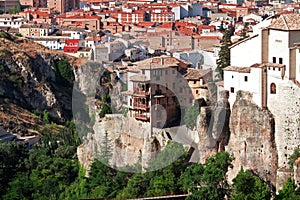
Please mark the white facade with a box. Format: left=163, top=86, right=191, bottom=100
left=0, top=15, right=27, bottom=28
left=33, top=37, right=67, bottom=50
left=230, top=34, right=262, bottom=67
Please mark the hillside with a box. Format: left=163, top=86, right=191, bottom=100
left=0, top=31, right=82, bottom=134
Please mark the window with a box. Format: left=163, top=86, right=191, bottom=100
left=270, top=83, right=276, bottom=94
left=232, top=75, right=234, bottom=79
left=273, top=57, right=276, bottom=63
left=244, top=76, right=248, bottom=82
left=279, top=57, right=283, bottom=64
left=230, top=87, right=234, bottom=93
left=196, top=90, right=199, bottom=94
left=194, top=80, right=197, bottom=84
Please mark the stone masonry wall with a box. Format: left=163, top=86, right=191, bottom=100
left=267, top=80, right=300, bottom=189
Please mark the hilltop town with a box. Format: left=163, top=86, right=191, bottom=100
left=0, top=0, right=300, bottom=199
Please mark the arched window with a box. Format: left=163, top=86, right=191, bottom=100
left=270, top=83, right=276, bottom=94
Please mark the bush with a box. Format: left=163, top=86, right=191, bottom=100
left=99, top=104, right=112, bottom=118
left=15, top=33, right=22, bottom=37
left=289, top=148, right=300, bottom=168
left=54, top=59, right=74, bottom=85
left=184, top=105, right=200, bottom=129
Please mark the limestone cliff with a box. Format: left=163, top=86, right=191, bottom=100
left=0, top=33, right=81, bottom=134
left=187, top=91, right=231, bottom=163
left=226, top=91, right=277, bottom=186
left=77, top=114, right=169, bottom=173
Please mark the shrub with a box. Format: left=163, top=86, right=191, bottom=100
left=99, top=104, right=112, bottom=118
left=184, top=105, right=200, bottom=129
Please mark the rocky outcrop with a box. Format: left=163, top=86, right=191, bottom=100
left=0, top=36, right=81, bottom=124
left=77, top=114, right=169, bottom=174
left=187, top=91, right=231, bottom=163
left=226, top=91, right=277, bottom=186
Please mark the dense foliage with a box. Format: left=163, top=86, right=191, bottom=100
left=1, top=128, right=300, bottom=199
left=184, top=105, right=200, bottom=129
left=54, top=59, right=74, bottom=85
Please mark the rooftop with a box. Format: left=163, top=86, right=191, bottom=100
left=269, top=14, right=300, bottom=31
left=223, top=66, right=251, bottom=73
left=184, top=68, right=212, bottom=80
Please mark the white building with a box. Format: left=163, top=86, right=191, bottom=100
left=172, top=3, right=203, bottom=20
left=31, top=36, right=67, bottom=50
left=225, top=14, right=300, bottom=108
left=0, top=15, right=27, bottom=29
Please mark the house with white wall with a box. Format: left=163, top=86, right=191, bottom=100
left=225, top=14, right=300, bottom=108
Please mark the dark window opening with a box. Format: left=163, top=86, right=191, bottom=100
left=279, top=57, right=283, bottom=64
left=244, top=76, right=248, bottom=82
left=273, top=57, right=276, bottom=63
left=270, top=83, right=276, bottom=94
left=230, top=87, right=234, bottom=93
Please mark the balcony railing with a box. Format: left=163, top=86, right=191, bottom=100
left=135, top=113, right=150, bottom=121
left=133, top=103, right=149, bottom=110
left=133, top=89, right=150, bottom=96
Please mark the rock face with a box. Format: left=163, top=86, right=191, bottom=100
left=226, top=91, right=277, bottom=186
left=77, top=114, right=169, bottom=174
left=188, top=91, right=231, bottom=163
left=0, top=36, right=80, bottom=123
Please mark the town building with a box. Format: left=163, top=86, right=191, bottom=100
left=0, top=14, right=27, bottom=29
left=31, top=36, right=67, bottom=50
left=122, top=56, right=193, bottom=128
left=19, top=23, right=53, bottom=37
left=184, top=68, right=213, bottom=101
left=47, top=0, right=79, bottom=14
left=56, top=14, right=101, bottom=30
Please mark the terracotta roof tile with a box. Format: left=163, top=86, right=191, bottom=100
left=269, top=14, right=300, bottom=30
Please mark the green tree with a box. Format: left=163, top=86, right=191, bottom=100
left=98, top=130, right=113, bottom=164
left=275, top=178, right=300, bottom=200
left=184, top=105, right=199, bottom=129
left=54, top=59, right=74, bottom=85
left=184, top=151, right=234, bottom=200
left=231, top=168, right=271, bottom=200
left=2, top=172, right=33, bottom=200
left=216, top=29, right=232, bottom=80
left=180, top=163, right=204, bottom=193
left=8, top=2, right=21, bottom=14
left=0, top=142, right=29, bottom=196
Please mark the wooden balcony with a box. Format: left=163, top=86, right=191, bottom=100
left=133, top=90, right=150, bottom=96
left=135, top=113, right=150, bottom=121
left=133, top=103, right=149, bottom=111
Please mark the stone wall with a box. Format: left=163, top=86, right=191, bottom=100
left=267, top=80, right=300, bottom=189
